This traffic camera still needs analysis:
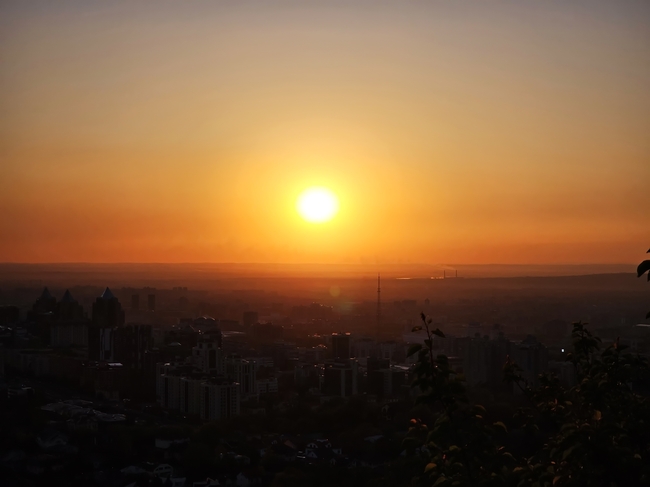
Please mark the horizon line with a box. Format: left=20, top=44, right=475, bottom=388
left=0, top=262, right=636, bottom=267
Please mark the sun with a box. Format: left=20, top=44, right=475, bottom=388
left=296, top=187, right=339, bottom=223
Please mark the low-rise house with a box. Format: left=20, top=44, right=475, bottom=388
left=302, top=438, right=342, bottom=464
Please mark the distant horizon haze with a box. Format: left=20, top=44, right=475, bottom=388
left=0, top=262, right=639, bottom=281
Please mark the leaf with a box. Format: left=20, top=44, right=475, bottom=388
left=502, top=452, right=515, bottom=462
left=637, top=260, right=650, bottom=277
left=425, top=462, right=437, bottom=473
left=407, top=344, right=423, bottom=357
left=493, top=421, right=508, bottom=433
left=592, top=410, right=602, bottom=421
left=433, top=477, right=448, bottom=487
left=473, top=404, right=487, bottom=414
left=412, top=326, right=423, bottom=332
left=432, top=328, right=446, bottom=338
left=562, top=445, right=578, bottom=460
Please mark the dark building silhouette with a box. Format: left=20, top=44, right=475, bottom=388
left=147, top=294, right=155, bottom=312
left=55, top=290, right=85, bottom=321
left=367, top=356, right=390, bottom=374
left=131, top=294, right=140, bottom=311
left=113, top=324, right=154, bottom=400
left=114, top=324, right=152, bottom=368
left=51, top=290, right=89, bottom=347
left=368, top=364, right=406, bottom=398
left=323, top=359, right=358, bottom=397
left=331, top=332, right=351, bottom=359
left=28, top=287, right=57, bottom=343
left=32, top=287, right=56, bottom=314
left=91, top=288, right=124, bottom=328
left=89, top=288, right=125, bottom=361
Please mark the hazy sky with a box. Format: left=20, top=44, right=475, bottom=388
left=1, top=0, right=648, bottom=264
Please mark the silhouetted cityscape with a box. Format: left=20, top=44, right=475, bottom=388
left=0, top=266, right=648, bottom=485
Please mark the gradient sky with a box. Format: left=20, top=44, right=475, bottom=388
left=1, top=0, right=648, bottom=265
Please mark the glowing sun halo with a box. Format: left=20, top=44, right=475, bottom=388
left=296, top=187, right=339, bottom=223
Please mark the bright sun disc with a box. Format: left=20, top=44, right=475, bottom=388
left=296, top=187, right=339, bottom=223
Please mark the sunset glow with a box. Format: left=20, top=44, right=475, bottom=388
left=297, top=187, right=339, bottom=224
left=0, top=1, right=648, bottom=264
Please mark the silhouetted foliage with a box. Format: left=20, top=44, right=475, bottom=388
left=406, top=314, right=650, bottom=486
left=637, top=248, right=650, bottom=319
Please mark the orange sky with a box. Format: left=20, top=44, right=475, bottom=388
left=1, top=1, right=648, bottom=265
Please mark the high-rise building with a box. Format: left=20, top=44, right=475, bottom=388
left=179, top=376, right=205, bottom=416
left=379, top=341, right=398, bottom=362
left=55, top=290, right=85, bottom=320
left=256, top=378, right=278, bottom=395
left=91, top=288, right=125, bottom=328
left=157, top=363, right=241, bottom=420
left=192, top=336, right=224, bottom=375
left=225, top=354, right=257, bottom=398
left=32, top=287, right=57, bottom=314
left=323, top=359, right=358, bottom=397
left=89, top=288, right=125, bottom=361
left=113, top=324, right=152, bottom=368
left=352, top=338, right=376, bottom=360
left=369, top=366, right=407, bottom=398
left=159, top=372, right=182, bottom=410
left=28, top=287, right=58, bottom=342
left=50, top=290, right=89, bottom=348
left=200, top=379, right=240, bottom=420
left=331, top=332, right=351, bottom=360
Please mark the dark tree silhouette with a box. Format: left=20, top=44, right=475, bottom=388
left=406, top=315, right=650, bottom=485
left=637, top=248, right=650, bottom=319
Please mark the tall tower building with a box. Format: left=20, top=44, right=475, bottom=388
left=331, top=332, right=351, bottom=360
left=56, top=290, right=85, bottom=321
left=28, top=287, right=58, bottom=343
left=51, top=290, right=89, bottom=348
left=89, top=288, right=125, bottom=361
left=91, top=288, right=125, bottom=328
left=32, top=287, right=57, bottom=314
